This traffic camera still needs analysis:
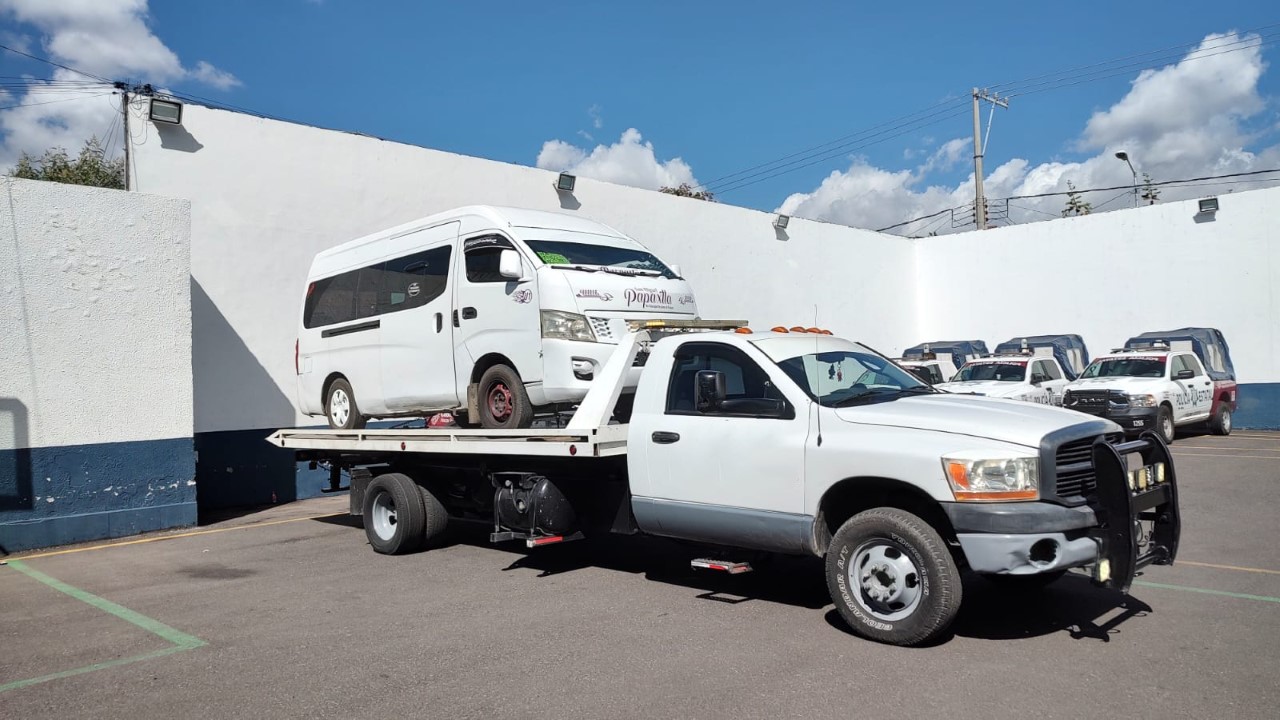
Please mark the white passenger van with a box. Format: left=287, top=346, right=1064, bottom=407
left=296, top=206, right=698, bottom=429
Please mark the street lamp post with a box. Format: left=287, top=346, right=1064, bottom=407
left=1115, top=151, right=1137, bottom=208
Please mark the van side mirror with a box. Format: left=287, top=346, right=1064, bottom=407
left=669, top=263, right=683, bottom=278
left=695, top=370, right=726, bottom=413
left=1174, top=369, right=1195, bottom=380
left=499, top=249, right=524, bottom=280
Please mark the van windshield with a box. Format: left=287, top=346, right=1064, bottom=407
left=525, top=240, right=678, bottom=279
left=954, top=363, right=1025, bottom=382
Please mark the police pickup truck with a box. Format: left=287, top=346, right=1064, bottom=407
left=895, top=340, right=988, bottom=385
left=936, top=335, right=1087, bottom=406
left=1063, top=328, right=1237, bottom=442
left=269, top=321, right=1180, bottom=647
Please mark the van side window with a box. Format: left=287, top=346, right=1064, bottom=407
left=464, top=235, right=514, bottom=283
left=303, top=245, right=452, bottom=329
left=380, top=246, right=451, bottom=314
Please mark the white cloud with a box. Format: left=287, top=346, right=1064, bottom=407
left=780, top=31, right=1279, bottom=233
left=0, top=0, right=241, bottom=166
left=588, top=104, right=603, bottom=130
left=536, top=128, right=698, bottom=191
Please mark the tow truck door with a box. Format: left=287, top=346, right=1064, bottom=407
left=629, top=341, right=808, bottom=552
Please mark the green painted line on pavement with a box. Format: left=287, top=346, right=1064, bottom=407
left=1135, top=579, right=1280, bottom=604
left=0, top=560, right=206, bottom=694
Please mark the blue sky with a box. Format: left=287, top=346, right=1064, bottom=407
left=2, top=1, right=1277, bottom=231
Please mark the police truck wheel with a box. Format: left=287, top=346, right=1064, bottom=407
left=325, top=378, right=367, bottom=430
left=1209, top=403, right=1232, bottom=436
left=825, top=508, right=961, bottom=647
left=362, top=474, right=426, bottom=555
left=477, top=364, right=533, bottom=429
left=1157, top=405, right=1175, bottom=444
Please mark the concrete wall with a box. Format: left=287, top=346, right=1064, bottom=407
left=133, top=105, right=916, bottom=508
left=914, top=188, right=1280, bottom=428
left=0, top=177, right=195, bottom=552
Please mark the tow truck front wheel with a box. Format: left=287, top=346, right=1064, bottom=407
left=826, top=508, right=961, bottom=647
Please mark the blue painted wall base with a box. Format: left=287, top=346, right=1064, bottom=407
left=0, top=437, right=196, bottom=554
left=1235, top=382, right=1280, bottom=430
left=194, top=428, right=332, bottom=515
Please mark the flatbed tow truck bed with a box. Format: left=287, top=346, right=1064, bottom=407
left=267, top=425, right=629, bottom=458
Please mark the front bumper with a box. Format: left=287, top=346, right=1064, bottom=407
left=535, top=338, right=643, bottom=406
left=1103, top=406, right=1159, bottom=435
left=943, top=431, right=1181, bottom=590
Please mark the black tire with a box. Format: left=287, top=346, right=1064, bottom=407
left=477, top=364, right=533, bottom=429
left=416, top=483, right=450, bottom=547
left=1157, top=404, right=1175, bottom=444
left=983, top=570, right=1067, bottom=591
left=362, top=474, right=426, bottom=555
left=325, top=378, right=367, bottom=430
left=825, top=508, right=961, bottom=647
left=1209, top=403, right=1232, bottom=436
left=612, top=393, right=635, bottom=424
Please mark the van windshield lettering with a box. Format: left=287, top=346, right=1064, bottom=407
left=526, top=240, right=677, bottom=279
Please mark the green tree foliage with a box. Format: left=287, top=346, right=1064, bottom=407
left=9, top=136, right=125, bottom=189
left=659, top=183, right=715, bottom=201
left=1062, top=181, right=1092, bottom=217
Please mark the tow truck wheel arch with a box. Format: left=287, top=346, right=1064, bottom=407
left=811, top=477, right=958, bottom=558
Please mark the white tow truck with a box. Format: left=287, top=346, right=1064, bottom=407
left=269, top=321, right=1181, bottom=646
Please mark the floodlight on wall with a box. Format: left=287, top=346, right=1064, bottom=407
left=773, top=214, right=790, bottom=230
left=555, top=172, right=576, bottom=193
left=149, top=98, right=183, bottom=125
left=1197, top=197, right=1219, bottom=214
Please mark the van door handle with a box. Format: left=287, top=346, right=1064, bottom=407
left=461, top=306, right=478, bottom=320
left=651, top=431, right=680, bottom=444
left=435, top=312, right=443, bottom=333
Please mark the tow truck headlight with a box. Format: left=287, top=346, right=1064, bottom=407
left=540, top=311, right=596, bottom=343
left=942, top=452, right=1039, bottom=502
left=1127, top=393, right=1156, bottom=408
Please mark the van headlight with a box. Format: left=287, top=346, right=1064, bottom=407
left=1127, top=393, right=1156, bottom=407
left=942, top=452, right=1039, bottom=502
left=541, top=311, right=596, bottom=342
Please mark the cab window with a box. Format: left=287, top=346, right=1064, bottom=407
left=1182, top=354, right=1206, bottom=377
left=1040, top=360, right=1063, bottom=381
left=665, top=343, right=791, bottom=418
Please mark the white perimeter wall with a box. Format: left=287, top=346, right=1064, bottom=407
left=133, top=105, right=915, bottom=434
left=0, top=177, right=193, bottom=449
left=913, top=189, right=1280, bottom=384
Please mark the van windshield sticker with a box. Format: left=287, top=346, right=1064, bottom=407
left=537, top=252, right=570, bottom=264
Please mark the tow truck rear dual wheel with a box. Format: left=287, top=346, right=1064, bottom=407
left=1157, top=405, right=1176, bottom=444
left=825, top=508, right=961, bottom=647
left=1209, top=403, right=1232, bottom=436
left=363, top=473, right=426, bottom=555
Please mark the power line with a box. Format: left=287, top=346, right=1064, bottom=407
left=875, top=205, right=965, bottom=233
left=999, top=168, right=1280, bottom=201
left=0, top=43, right=112, bottom=84
left=0, top=92, right=113, bottom=112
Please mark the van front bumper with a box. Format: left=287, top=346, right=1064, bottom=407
left=534, top=339, right=643, bottom=406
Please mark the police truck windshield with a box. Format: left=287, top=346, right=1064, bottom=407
left=1080, top=357, right=1166, bottom=379
left=954, top=363, right=1025, bottom=382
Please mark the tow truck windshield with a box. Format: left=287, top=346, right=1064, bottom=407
left=1080, top=357, right=1166, bottom=378
left=954, top=362, right=1026, bottom=382
left=775, top=347, right=930, bottom=407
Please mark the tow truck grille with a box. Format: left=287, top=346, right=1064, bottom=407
left=1053, top=434, right=1124, bottom=499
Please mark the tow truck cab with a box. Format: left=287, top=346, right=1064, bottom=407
left=1063, top=327, right=1237, bottom=441
left=895, top=340, right=988, bottom=384
left=935, top=335, right=1087, bottom=406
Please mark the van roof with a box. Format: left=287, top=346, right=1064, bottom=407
left=316, top=205, right=628, bottom=261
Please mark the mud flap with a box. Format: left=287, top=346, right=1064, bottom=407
left=1088, top=431, right=1181, bottom=593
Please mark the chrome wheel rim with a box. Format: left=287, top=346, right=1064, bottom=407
left=850, top=540, right=923, bottom=622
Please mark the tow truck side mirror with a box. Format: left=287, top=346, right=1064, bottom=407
left=695, top=370, right=726, bottom=413
left=499, top=249, right=525, bottom=280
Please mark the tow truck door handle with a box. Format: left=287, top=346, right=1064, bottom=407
left=651, top=431, right=680, bottom=444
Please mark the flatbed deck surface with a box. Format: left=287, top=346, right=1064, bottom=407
left=267, top=425, right=629, bottom=457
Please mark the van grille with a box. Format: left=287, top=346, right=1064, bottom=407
left=588, top=317, right=615, bottom=342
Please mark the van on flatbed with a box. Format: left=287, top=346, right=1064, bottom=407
left=270, top=320, right=1181, bottom=646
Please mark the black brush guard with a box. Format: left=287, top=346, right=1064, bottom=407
left=1087, top=430, right=1181, bottom=593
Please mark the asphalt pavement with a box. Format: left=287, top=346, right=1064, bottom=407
left=2, top=431, right=1278, bottom=719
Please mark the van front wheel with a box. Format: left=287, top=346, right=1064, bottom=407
left=325, top=378, right=367, bottom=430
left=477, top=364, right=533, bottom=429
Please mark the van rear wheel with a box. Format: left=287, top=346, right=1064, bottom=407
left=477, top=364, right=533, bottom=429
left=325, top=378, right=367, bottom=430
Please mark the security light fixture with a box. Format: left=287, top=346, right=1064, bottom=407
left=774, top=214, right=790, bottom=230
left=1198, top=197, right=1219, bottom=214
left=149, top=98, right=183, bottom=125
left=1115, top=151, right=1137, bottom=208
left=555, top=172, right=576, bottom=193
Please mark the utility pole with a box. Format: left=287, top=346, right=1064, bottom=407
left=971, top=88, right=1009, bottom=230
left=115, top=83, right=130, bottom=191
